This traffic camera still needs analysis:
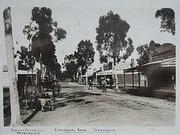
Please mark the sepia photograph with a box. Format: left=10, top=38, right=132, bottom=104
left=0, top=0, right=179, bottom=134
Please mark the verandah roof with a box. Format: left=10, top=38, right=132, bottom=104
left=124, top=57, right=175, bottom=73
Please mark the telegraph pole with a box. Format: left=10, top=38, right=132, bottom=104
left=3, top=7, right=22, bottom=126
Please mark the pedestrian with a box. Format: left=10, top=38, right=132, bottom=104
left=110, top=78, right=114, bottom=89
left=88, top=79, right=93, bottom=90
left=56, top=81, right=62, bottom=96
left=102, top=79, right=107, bottom=93
left=51, top=79, right=57, bottom=101
left=98, top=78, right=102, bottom=88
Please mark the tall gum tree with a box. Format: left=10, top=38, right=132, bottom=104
left=96, top=11, right=134, bottom=89
left=96, top=11, right=134, bottom=66
left=23, top=7, right=66, bottom=78
left=76, top=40, right=95, bottom=75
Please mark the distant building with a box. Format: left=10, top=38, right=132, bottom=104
left=96, top=61, right=131, bottom=87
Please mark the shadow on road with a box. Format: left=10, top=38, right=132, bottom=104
left=55, top=91, right=101, bottom=109
left=62, top=91, right=101, bottom=99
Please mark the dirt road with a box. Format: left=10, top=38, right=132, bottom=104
left=25, top=82, right=175, bottom=127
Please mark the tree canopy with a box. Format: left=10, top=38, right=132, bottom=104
left=23, top=7, right=66, bottom=74
left=96, top=11, right=134, bottom=65
left=63, top=53, right=79, bottom=81
left=16, top=46, right=35, bottom=71
left=76, top=40, right=95, bottom=72
left=136, top=40, right=160, bottom=66
left=155, top=8, right=175, bottom=35
left=63, top=40, right=95, bottom=80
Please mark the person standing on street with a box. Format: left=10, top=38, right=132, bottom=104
left=102, top=79, right=107, bottom=93
left=110, top=78, right=114, bottom=89
left=88, top=79, right=93, bottom=90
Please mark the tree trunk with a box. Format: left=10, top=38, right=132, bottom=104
left=3, top=7, right=22, bottom=126
left=113, top=57, right=116, bottom=66
left=113, top=57, right=118, bottom=89
left=39, top=54, right=43, bottom=93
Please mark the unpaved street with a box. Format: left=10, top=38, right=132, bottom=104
left=25, top=82, right=175, bottom=127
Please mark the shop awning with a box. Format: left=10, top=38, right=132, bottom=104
left=97, top=70, right=123, bottom=76
left=124, top=57, right=175, bottom=73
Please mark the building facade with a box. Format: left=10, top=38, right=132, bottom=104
left=123, top=43, right=176, bottom=98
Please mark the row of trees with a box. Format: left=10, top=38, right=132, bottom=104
left=16, top=7, right=175, bottom=89
left=8, top=7, right=175, bottom=126
left=16, top=7, right=175, bottom=80
left=63, top=40, right=95, bottom=81
left=63, top=7, right=176, bottom=80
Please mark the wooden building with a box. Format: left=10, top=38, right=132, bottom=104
left=123, top=43, right=175, bottom=98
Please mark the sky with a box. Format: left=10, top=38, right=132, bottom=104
left=0, top=0, right=179, bottom=68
